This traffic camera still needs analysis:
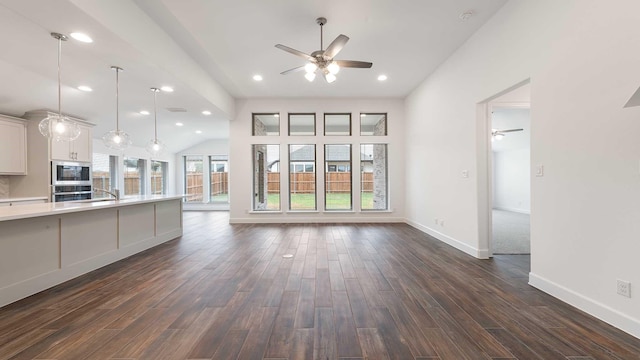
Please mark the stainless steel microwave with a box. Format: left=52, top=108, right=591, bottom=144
left=51, top=161, right=92, bottom=186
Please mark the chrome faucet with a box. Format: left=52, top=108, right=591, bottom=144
left=94, top=188, right=120, bottom=200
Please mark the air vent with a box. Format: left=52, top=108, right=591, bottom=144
left=166, top=107, right=187, bottom=113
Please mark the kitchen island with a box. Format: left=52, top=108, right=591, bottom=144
left=0, top=195, right=183, bottom=307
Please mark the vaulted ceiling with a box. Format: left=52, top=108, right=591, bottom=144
left=0, top=0, right=507, bottom=153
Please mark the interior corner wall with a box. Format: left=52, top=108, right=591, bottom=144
left=229, top=98, right=405, bottom=224
left=404, top=0, right=640, bottom=337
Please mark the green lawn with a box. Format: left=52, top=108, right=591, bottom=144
left=265, top=192, right=375, bottom=210
left=210, top=193, right=229, bottom=202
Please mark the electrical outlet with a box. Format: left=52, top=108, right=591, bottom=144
left=439, top=219, right=445, bottom=226
left=461, top=170, right=469, bottom=178
left=617, top=279, right=631, bottom=298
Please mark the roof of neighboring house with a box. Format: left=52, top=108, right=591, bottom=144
left=289, top=145, right=371, bottom=162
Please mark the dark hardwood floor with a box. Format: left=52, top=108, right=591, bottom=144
left=0, top=211, right=638, bottom=359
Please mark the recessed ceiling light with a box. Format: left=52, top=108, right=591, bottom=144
left=161, top=86, right=174, bottom=92
left=253, top=74, right=263, bottom=81
left=175, top=122, right=184, bottom=126
left=377, top=75, right=388, bottom=81
left=202, top=110, right=211, bottom=115
left=140, top=110, right=150, bottom=115
left=70, top=32, right=93, bottom=43
left=77, top=85, right=92, bottom=92
left=195, top=130, right=202, bottom=134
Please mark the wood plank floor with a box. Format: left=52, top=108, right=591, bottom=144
left=1, top=211, right=638, bottom=359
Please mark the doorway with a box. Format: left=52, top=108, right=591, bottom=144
left=490, top=104, right=531, bottom=254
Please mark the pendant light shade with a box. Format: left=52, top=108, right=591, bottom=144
left=102, top=66, right=131, bottom=150
left=39, top=32, right=81, bottom=142
left=145, top=88, right=165, bottom=156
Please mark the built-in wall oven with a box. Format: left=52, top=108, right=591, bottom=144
left=51, top=161, right=92, bottom=202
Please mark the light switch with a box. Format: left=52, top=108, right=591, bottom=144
left=535, top=165, right=544, bottom=177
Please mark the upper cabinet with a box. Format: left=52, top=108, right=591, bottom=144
left=0, top=115, right=27, bottom=175
left=50, top=122, right=93, bottom=162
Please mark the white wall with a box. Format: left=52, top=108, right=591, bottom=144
left=492, top=108, right=531, bottom=213
left=493, top=149, right=530, bottom=213
left=405, top=0, right=640, bottom=337
left=229, top=98, right=405, bottom=223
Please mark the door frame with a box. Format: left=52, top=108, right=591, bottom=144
left=476, top=79, right=530, bottom=258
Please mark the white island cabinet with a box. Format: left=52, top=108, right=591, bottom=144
left=0, top=195, right=183, bottom=307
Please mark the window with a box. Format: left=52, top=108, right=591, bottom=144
left=184, top=156, right=203, bottom=202
left=289, top=144, right=316, bottom=210
left=289, top=113, right=315, bottom=136
left=150, top=160, right=167, bottom=195
left=360, top=113, right=387, bottom=136
left=289, top=162, right=315, bottom=173
left=325, top=144, right=352, bottom=210
left=124, top=157, right=145, bottom=196
left=210, top=155, right=228, bottom=203
left=253, top=113, right=280, bottom=135
left=92, top=153, right=117, bottom=198
left=253, top=145, right=280, bottom=211
left=324, top=113, right=351, bottom=135
left=361, top=144, right=388, bottom=210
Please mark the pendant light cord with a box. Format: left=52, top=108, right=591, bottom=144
left=153, top=89, right=158, bottom=141
left=150, top=88, right=160, bottom=143
left=115, top=68, right=120, bottom=131
left=57, top=37, right=62, bottom=117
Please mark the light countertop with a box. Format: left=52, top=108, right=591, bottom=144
left=0, top=195, right=185, bottom=222
left=0, top=197, right=48, bottom=203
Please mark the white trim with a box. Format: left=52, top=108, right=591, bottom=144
left=529, top=272, right=640, bottom=339
left=492, top=206, right=531, bottom=215
left=230, top=216, right=405, bottom=224
left=405, top=219, right=490, bottom=259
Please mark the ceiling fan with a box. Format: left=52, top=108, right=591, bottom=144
left=275, top=17, right=373, bottom=83
left=491, top=128, right=523, bottom=141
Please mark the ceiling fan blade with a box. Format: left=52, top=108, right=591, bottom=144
left=280, top=65, right=306, bottom=75
left=324, top=34, right=349, bottom=59
left=334, top=60, right=373, bottom=68
left=499, top=128, right=524, bottom=133
left=275, top=44, right=314, bottom=61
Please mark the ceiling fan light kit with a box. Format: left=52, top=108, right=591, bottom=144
left=491, top=128, right=523, bottom=141
left=276, top=17, right=373, bottom=83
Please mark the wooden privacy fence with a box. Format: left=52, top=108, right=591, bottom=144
left=267, top=172, right=374, bottom=193
left=185, top=172, right=229, bottom=202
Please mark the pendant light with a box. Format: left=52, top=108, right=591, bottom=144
left=145, top=88, right=165, bottom=156
left=38, top=32, right=81, bottom=142
left=102, top=66, right=131, bottom=150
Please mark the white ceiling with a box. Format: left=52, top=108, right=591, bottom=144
left=0, top=0, right=507, bottom=153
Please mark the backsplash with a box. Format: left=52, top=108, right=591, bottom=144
left=0, top=176, right=8, bottom=198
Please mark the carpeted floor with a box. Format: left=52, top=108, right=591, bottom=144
left=492, top=209, right=530, bottom=254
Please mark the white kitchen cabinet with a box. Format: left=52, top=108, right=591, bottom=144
left=0, top=115, right=27, bottom=175
left=50, top=122, right=93, bottom=162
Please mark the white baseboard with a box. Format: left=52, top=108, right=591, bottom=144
left=230, top=216, right=405, bottom=224
left=529, top=272, right=640, bottom=339
left=404, top=219, right=490, bottom=259
left=493, top=206, right=530, bottom=215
